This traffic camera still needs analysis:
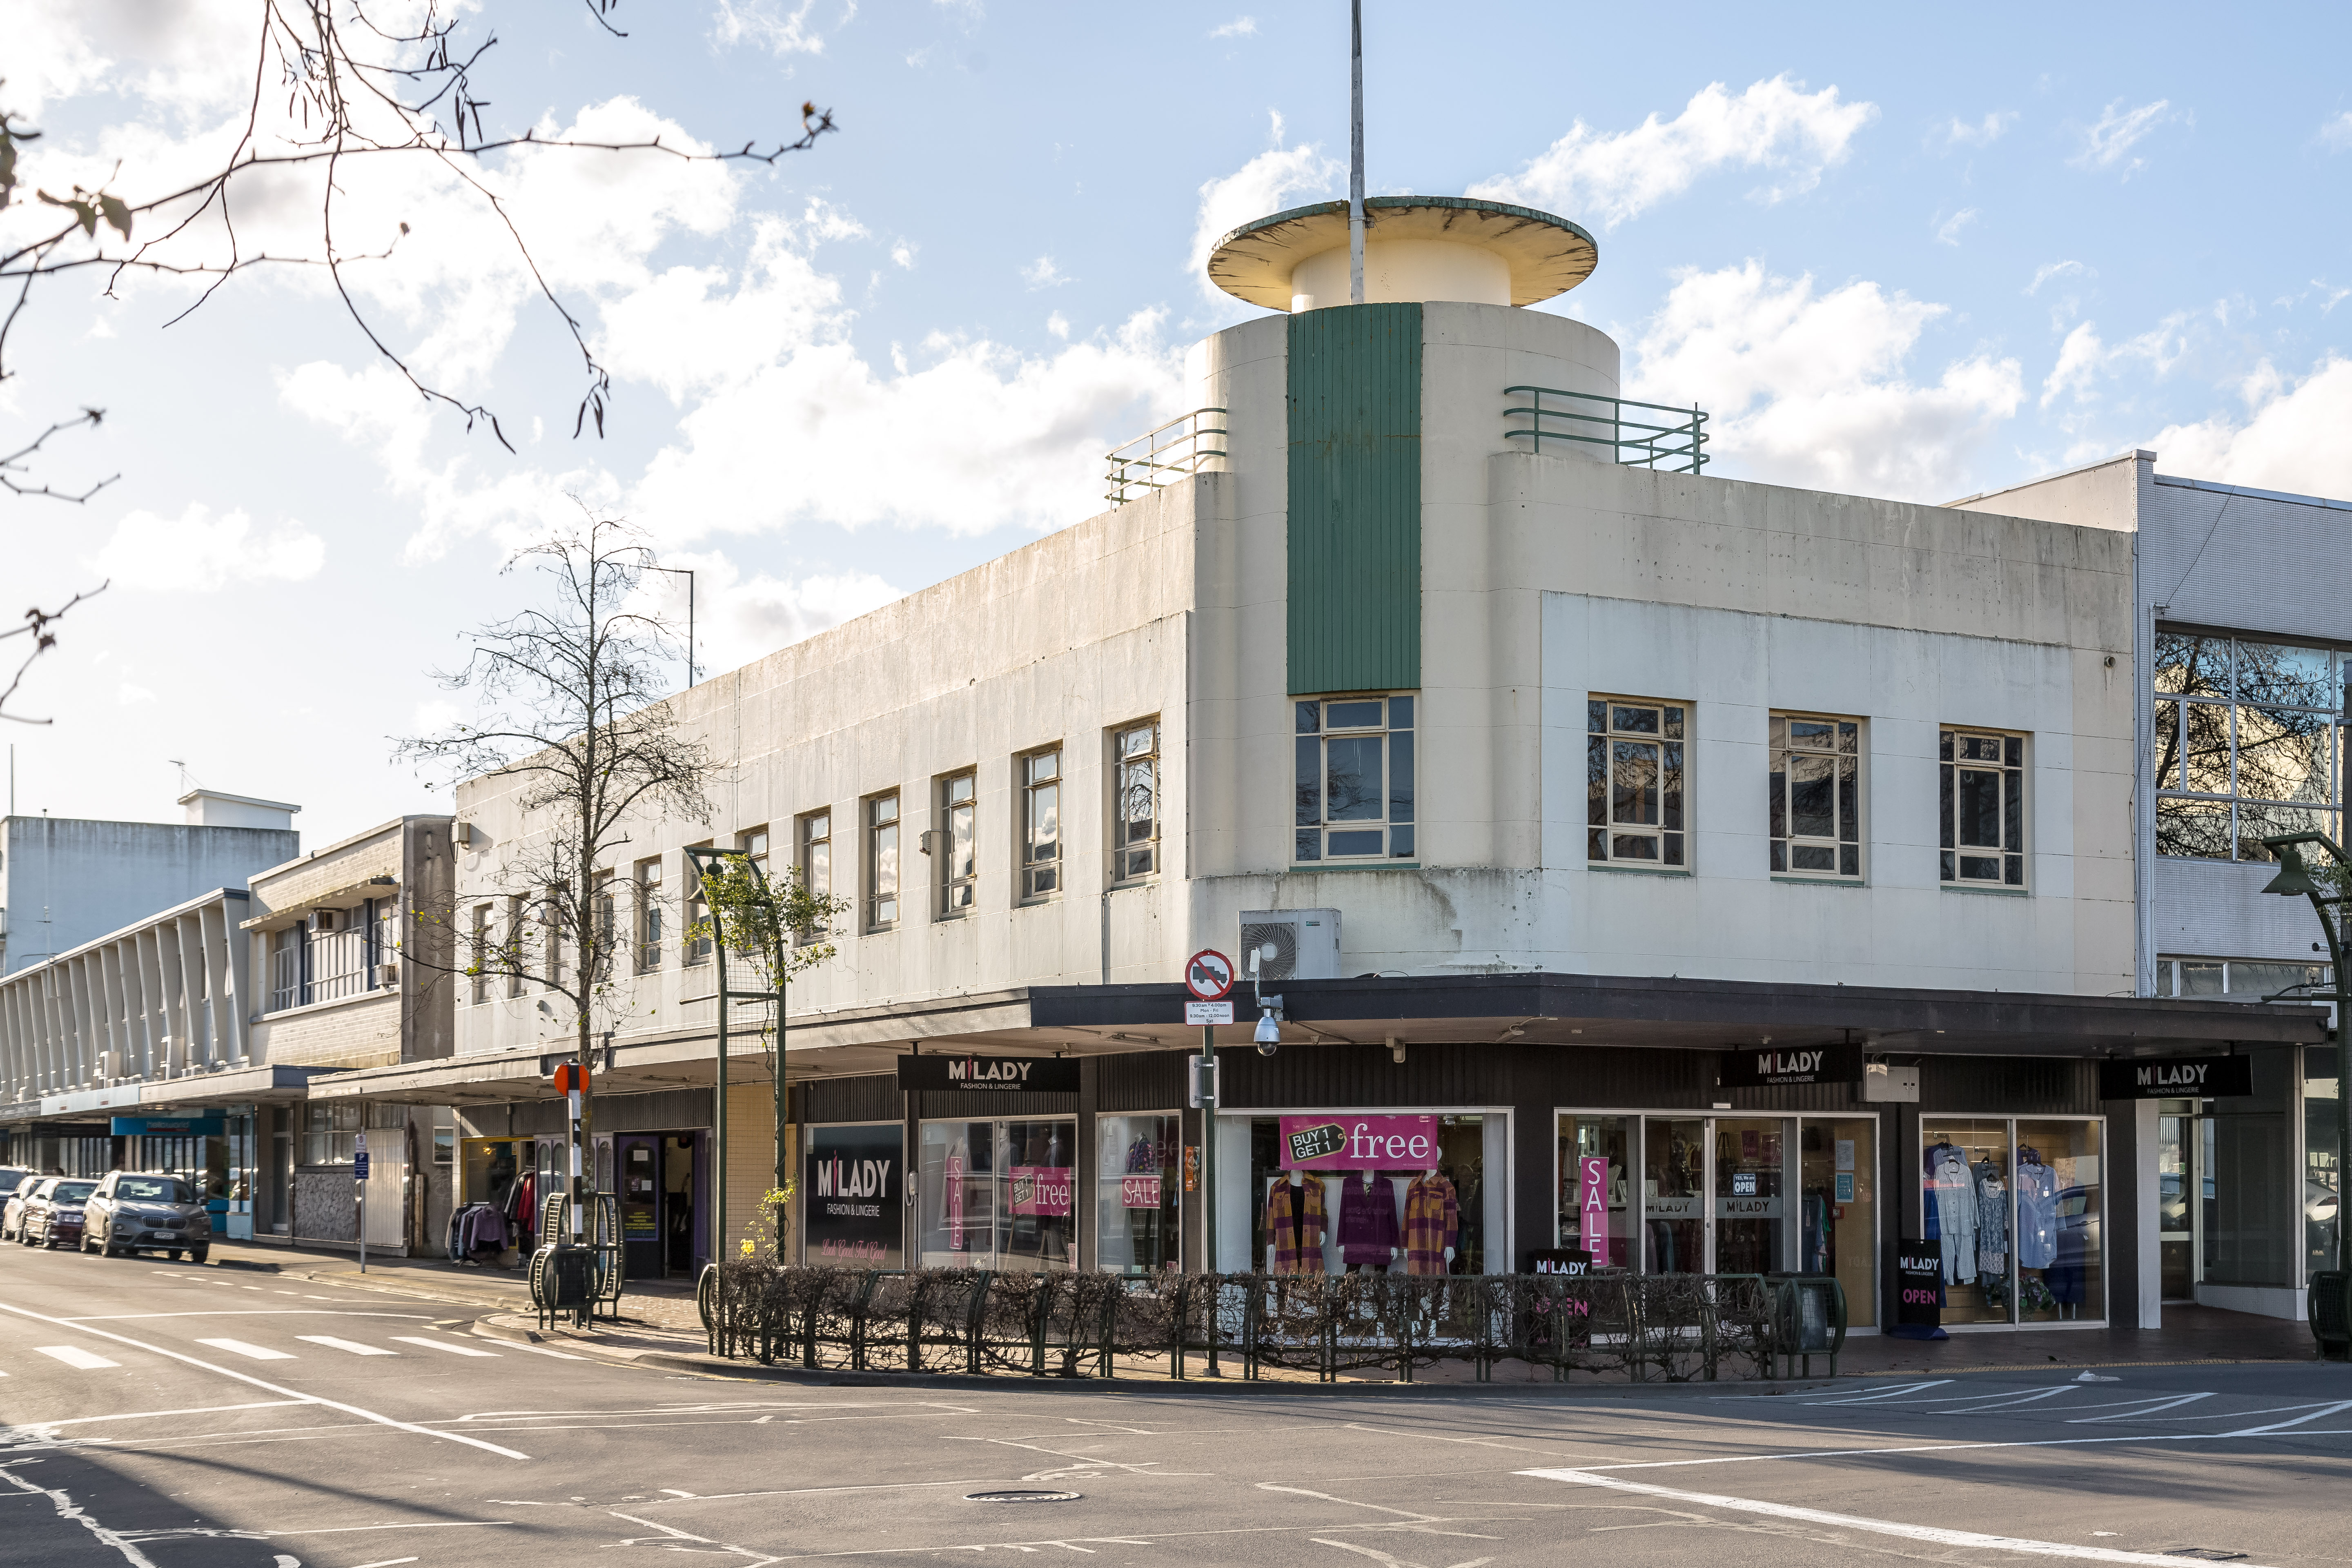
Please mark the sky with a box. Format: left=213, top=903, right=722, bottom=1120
left=6, top=1, right=2351, bottom=846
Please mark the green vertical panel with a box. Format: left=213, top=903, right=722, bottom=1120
left=1286, top=302, right=1422, bottom=696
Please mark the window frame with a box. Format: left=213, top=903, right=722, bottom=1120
left=1586, top=695, right=1688, bottom=870
left=937, top=773, right=978, bottom=918
left=1110, top=720, right=1161, bottom=885
left=1940, top=727, right=2027, bottom=888
left=1019, top=748, right=1062, bottom=903
left=682, top=842, right=714, bottom=966
left=797, top=809, right=833, bottom=942
left=865, top=793, right=902, bottom=932
left=1768, top=711, right=1864, bottom=881
left=1293, top=693, right=1417, bottom=864
left=634, top=858, right=664, bottom=974
left=469, top=904, right=491, bottom=1004
left=2152, top=630, right=2344, bottom=864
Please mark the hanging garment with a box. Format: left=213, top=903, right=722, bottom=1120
left=1264, top=1176, right=1327, bottom=1274
left=1401, top=1174, right=1460, bottom=1275
left=2016, top=1159, right=2059, bottom=1270
left=1802, top=1192, right=1831, bottom=1274
left=1925, top=1145, right=1978, bottom=1285
left=1337, top=1170, right=1400, bottom=1269
left=1975, top=1169, right=2009, bottom=1278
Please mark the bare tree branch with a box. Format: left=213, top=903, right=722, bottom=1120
left=0, top=410, right=114, bottom=501
left=0, top=583, right=107, bottom=724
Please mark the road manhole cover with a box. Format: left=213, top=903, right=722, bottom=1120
left=965, top=1490, right=1082, bottom=1504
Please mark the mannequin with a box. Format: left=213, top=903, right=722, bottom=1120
left=1403, top=1165, right=1459, bottom=1275
left=1338, top=1168, right=1400, bottom=1271
left=1263, top=1168, right=1326, bottom=1274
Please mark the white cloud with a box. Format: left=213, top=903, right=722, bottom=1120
left=1468, top=76, right=1877, bottom=227
left=1047, top=312, right=1071, bottom=340
left=2145, top=356, right=2352, bottom=499
left=1187, top=115, right=1343, bottom=301
left=2071, top=98, right=2176, bottom=174
left=1210, top=16, right=1258, bottom=38
left=890, top=240, right=919, bottom=270
left=2027, top=260, right=2091, bottom=295
left=713, top=0, right=847, bottom=56
left=2321, top=111, right=2352, bottom=151
left=1936, top=111, right=2016, bottom=149
left=1934, top=208, right=1979, bottom=246
left=1022, top=255, right=1072, bottom=288
left=87, top=503, right=326, bottom=591
left=646, top=555, right=906, bottom=670
left=118, top=683, right=157, bottom=707
left=1626, top=260, right=2022, bottom=500
left=2034, top=312, right=2193, bottom=408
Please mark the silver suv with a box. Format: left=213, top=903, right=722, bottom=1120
left=83, top=1172, right=212, bottom=1263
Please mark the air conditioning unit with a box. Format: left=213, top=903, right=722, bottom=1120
left=1238, top=908, right=1341, bottom=983
left=312, top=908, right=344, bottom=933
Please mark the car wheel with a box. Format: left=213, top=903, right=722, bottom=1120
left=165, top=1249, right=182, bottom=1261
left=40, top=1229, right=56, bottom=1250
left=189, top=1247, right=209, bottom=1265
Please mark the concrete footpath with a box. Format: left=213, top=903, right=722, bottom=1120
left=182, top=1241, right=2329, bottom=1390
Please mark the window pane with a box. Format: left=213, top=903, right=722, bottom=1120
left=875, top=824, right=899, bottom=894
left=1611, top=704, right=1659, bottom=735
left=2152, top=701, right=2181, bottom=790
left=1586, top=735, right=1608, bottom=830
left=1939, top=729, right=1954, bottom=762
left=1959, top=855, right=2001, bottom=881
left=1663, top=831, right=1684, bottom=866
left=1768, top=762, right=1786, bottom=841
left=1770, top=840, right=1786, bottom=873
left=1790, top=719, right=1832, bottom=747
left=2004, top=853, right=2024, bottom=886
left=1295, top=736, right=1321, bottom=825
left=2155, top=797, right=2231, bottom=859
left=1325, top=735, right=1383, bottom=820
left=1789, top=753, right=1834, bottom=838
left=1390, top=731, right=1414, bottom=824
left=1838, top=722, right=1858, bottom=754
left=2004, top=768, right=2024, bottom=852
left=1837, top=754, right=1858, bottom=842
left=1296, top=829, right=1321, bottom=862
left=2238, top=705, right=2331, bottom=803
left=1612, top=833, right=1659, bottom=861
left=1587, top=699, right=1607, bottom=734
left=2180, top=961, right=2224, bottom=996
left=1839, top=843, right=1860, bottom=877
left=1662, top=742, right=1683, bottom=831
left=1941, top=849, right=1956, bottom=881
left=2237, top=802, right=2335, bottom=862
left=1388, top=695, right=1413, bottom=729
left=1940, top=764, right=1955, bottom=849
left=1792, top=843, right=1834, bottom=871
left=2154, top=632, right=2225, bottom=697
left=1588, top=827, right=1608, bottom=861
left=1325, top=700, right=1383, bottom=730
left=1296, top=702, right=1321, bottom=735
left=2004, top=735, right=2022, bottom=768
left=2235, top=641, right=2334, bottom=708
left=1390, top=826, right=1414, bottom=858
left=1664, top=706, right=1685, bottom=741
left=1957, top=767, right=2002, bottom=849
left=1327, top=828, right=1383, bottom=857
left=1612, top=740, right=1659, bottom=826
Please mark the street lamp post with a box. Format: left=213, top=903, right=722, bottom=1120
left=2258, top=829, right=2352, bottom=1353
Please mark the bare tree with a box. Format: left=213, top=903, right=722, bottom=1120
left=0, top=6, right=835, bottom=715
left=395, top=507, right=713, bottom=1094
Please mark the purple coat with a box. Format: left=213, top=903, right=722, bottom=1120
left=1337, top=1172, right=1399, bottom=1267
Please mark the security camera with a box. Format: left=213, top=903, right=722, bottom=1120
left=1254, top=1008, right=1281, bottom=1056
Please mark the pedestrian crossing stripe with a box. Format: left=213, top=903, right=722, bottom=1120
left=296, top=1336, right=398, bottom=1356
left=33, top=1346, right=118, bottom=1369
left=196, top=1338, right=297, bottom=1361
left=390, top=1336, right=500, bottom=1358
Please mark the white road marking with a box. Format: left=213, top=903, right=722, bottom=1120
left=63, top=1312, right=432, bottom=1322
left=503, top=1342, right=589, bottom=1361
left=390, top=1336, right=499, bottom=1358
left=0, top=1301, right=530, bottom=1461
left=1800, top=1379, right=1952, bottom=1405
left=34, top=1346, right=120, bottom=1370
left=350, top=1559, right=418, bottom=1568
left=32, top=1401, right=305, bottom=1428
left=2069, top=1394, right=2214, bottom=1423
left=195, top=1339, right=298, bottom=1361
left=2225, top=1400, right=2352, bottom=1435
left=1520, top=1467, right=2280, bottom=1566
left=297, top=1336, right=398, bottom=1357
left=0, top=1459, right=162, bottom=1568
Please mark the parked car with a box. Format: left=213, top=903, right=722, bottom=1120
left=82, top=1172, right=212, bottom=1262
left=19, top=1178, right=96, bottom=1250
left=0, top=1171, right=41, bottom=1241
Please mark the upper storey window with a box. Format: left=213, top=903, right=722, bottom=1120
left=2154, top=632, right=2340, bottom=861
left=1295, top=695, right=1416, bottom=863
left=1587, top=697, right=1686, bottom=868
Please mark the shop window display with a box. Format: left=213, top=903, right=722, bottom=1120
left=1643, top=1117, right=1704, bottom=1273
left=1555, top=1114, right=1630, bottom=1265
left=1096, top=1114, right=1180, bottom=1273
left=2015, top=1120, right=2101, bottom=1322
left=1920, top=1118, right=2012, bottom=1324
left=1247, top=1113, right=1490, bottom=1274
left=918, top=1118, right=1075, bottom=1271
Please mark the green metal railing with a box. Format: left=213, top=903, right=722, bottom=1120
left=1504, top=385, right=1709, bottom=473
left=1105, top=408, right=1228, bottom=506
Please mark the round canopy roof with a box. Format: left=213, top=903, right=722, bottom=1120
left=1205, top=195, right=1599, bottom=311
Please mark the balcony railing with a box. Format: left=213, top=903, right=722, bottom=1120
left=1105, top=408, right=1228, bottom=506
left=1504, top=386, right=1709, bottom=474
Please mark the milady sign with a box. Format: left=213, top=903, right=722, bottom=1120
left=1717, top=1044, right=1863, bottom=1089
left=2098, top=1055, right=2254, bottom=1100
left=897, top=1054, right=1082, bottom=1093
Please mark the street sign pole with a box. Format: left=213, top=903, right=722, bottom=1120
left=354, top=1131, right=368, bottom=1275
left=1182, top=947, right=1236, bottom=1375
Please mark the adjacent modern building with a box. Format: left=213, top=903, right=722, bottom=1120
left=294, top=194, right=2325, bottom=1333
left=0, top=790, right=300, bottom=975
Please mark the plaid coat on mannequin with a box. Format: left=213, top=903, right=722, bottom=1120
left=1402, top=1174, right=1460, bottom=1276
left=1263, top=1175, right=1327, bottom=1273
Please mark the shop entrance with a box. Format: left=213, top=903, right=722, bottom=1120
left=616, top=1131, right=706, bottom=1280
left=2162, top=1097, right=2290, bottom=1302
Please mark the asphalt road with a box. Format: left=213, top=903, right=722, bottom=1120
left=5, top=1243, right=2352, bottom=1567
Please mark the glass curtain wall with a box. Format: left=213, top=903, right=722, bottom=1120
left=1643, top=1118, right=1705, bottom=1274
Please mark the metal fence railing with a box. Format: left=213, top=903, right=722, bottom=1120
left=705, top=1265, right=1843, bottom=1384
left=1503, top=385, right=1709, bottom=474
left=1104, top=408, right=1229, bottom=507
